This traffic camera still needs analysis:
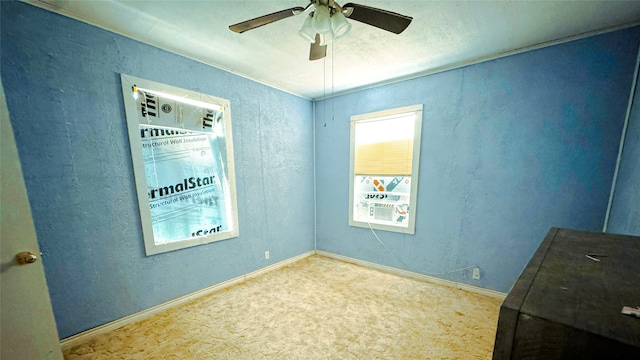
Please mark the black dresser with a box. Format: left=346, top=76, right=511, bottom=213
left=493, top=227, right=640, bottom=359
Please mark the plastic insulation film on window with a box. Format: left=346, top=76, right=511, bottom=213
left=120, top=74, right=239, bottom=255
left=354, top=175, right=412, bottom=226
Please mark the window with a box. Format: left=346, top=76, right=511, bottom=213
left=121, top=74, right=239, bottom=255
left=349, top=104, right=423, bottom=234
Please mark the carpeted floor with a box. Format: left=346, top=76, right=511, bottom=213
left=63, top=255, right=503, bottom=359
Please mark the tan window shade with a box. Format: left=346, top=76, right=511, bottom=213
left=355, top=138, right=413, bottom=175
left=349, top=104, right=422, bottom=234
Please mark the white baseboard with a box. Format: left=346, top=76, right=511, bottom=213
left=316, top=250, right=507, bottom=300
left=60, top=250, right=316, bottom=348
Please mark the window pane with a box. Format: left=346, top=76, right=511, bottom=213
left=349, top=105, right=422, bottom=234
left=121, top=74, right=239, bottom=255
left=353, top=175, right=412, bottom=227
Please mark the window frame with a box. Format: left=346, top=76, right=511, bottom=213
left=348, top=104, right=423, bottom=234
left=120, top=74, right=239, bottom=255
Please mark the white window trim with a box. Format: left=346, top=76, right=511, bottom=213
left=348, top=104, right=423, bottom=234
left=120, top=74, right=239, bottom=255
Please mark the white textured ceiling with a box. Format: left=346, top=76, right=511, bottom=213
left=28, top=0, right=640, bottom=99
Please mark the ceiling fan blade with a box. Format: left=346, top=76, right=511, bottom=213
left=309, top=34, right=327, bottom=61
left=342, top=3, right=412, bottom=34
left=229, top=6, right=305, bottom=33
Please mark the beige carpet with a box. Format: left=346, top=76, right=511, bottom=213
left=63, top=255, right=503, bottom=359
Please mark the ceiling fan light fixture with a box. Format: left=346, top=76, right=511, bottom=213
left=229, top=0, right=413, bottom=61
left=330, top=11, right=351, bottom=38
left=312, top=4, right=331, bottom=34
left=299, top=14, right=316, bottom=42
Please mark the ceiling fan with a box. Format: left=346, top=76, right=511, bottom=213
left=229, top=0, right=413, bottom=61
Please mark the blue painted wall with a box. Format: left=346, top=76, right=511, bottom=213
left=315, top=27, right=640, bottom=293
left=1, top=2, right=314, bottom=339
left=608, top=74, right=640, bottom=235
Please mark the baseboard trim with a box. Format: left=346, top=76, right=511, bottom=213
left=60, top=250, right=316, bottom=348
left=316, top=250, right=507, bottom=300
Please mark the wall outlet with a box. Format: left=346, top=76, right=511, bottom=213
left=264, top=251, right=270, bottom=260
left=473, top=267, right=481, bottom=280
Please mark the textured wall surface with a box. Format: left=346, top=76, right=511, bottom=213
left=315, top=27, right=640, bottom=293
left=608, top=77, right=640, bottom=236
left=1, top=2, right=314, bottom=339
